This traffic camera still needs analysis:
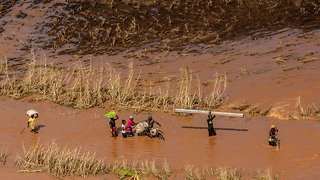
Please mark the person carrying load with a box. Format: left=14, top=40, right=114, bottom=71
left=27, top=109, right=39, bottom=134
left=105, top=110, right=119, bottom=139
left=268, top=124, right=280, bottom=147
left=207, top=111, right=216, bottom=136
left=145, top=114, right=161, bottom=136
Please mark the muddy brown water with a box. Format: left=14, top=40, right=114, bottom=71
left=0, top=97, right=319, bottom=179
left=1, top=2, right=320, bottom=178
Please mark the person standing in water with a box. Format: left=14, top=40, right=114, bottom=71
left=145, top=114, right=161, bottom=135
left=27, top=109, right=39, bottom=134
left=121, top=120, right=127, bottom=138
left=126, top=116, right=136, bottom=137
left=268, top=125, right=279, bottom=147
left=105, top=111, right=119, bottom=139
left=207, top=111, right=216, bottom=136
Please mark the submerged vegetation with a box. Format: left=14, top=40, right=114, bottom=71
left=42, top=0, right=320, bottom=55
left=0, top=53, right=227, bottom=111
left=16, top=142, right=171, bottom=179
left=16, top=142, right=279, bottom=179
left=184, top=165, right=279, bottom=180
left=0, top=148, right=8, bottom=165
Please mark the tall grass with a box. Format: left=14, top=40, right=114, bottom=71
left=0, top=54, right=227, bottom=111
left=253, top=169, right=272, bottom=180
left=269, top=96, right=320, bottom=120
left=16, top=142, right=171, bottom=179
left=15, top=142, right=282, bottom=179
left=185, top=165, right=244, bottom=180
left=17, top=142, right=109, bottom=177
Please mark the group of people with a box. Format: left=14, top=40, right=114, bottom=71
left=25, top=109, right=279, bottom=146
left=106, top=111, right=162, bottom=139
left=108, top=113, right=136, bottom=138
left=206, top=111, right=280, bottom=147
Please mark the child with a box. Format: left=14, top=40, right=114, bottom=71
left=121, top=120, right=127, bottom=138
left=27, top=109, right=39, bottom=134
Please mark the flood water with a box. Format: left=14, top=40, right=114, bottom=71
left=0, top=97, right=319, bottom=179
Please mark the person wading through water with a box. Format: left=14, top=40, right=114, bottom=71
left=105, top=111, right=119, bottom=139
left=268, top=125, right=279, bottom=147
left=27, top=109, right=39, bottom=134
left=126, top=116, right=136, bottom=137
left=207, top=111, right=216, bottom=136
left=145, top=114, right=161, bottom=136
left=121, top=120, right=127, bottom=138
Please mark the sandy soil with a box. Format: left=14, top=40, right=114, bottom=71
left=1, top=1, right=320, bottom=179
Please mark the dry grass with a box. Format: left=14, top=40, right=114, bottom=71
left=16, top=142, right=110, bottom=177
left=215, top=167, right=243, bottom=180
left=43, top=0, right=320, bottom=55
left=15, top=142, right=282, bottom=179
left=175, top=68, right=227, bottom=109
left=184, top=165, right=205, bottom=180
left=269, top=96, right=320, bottom=120
left=253, top=169, right=279, bottom=180
left=16, top=142, right=171, bottom=179
left=0, top=54, right=227, bottom=111
left=0, top=148, right=8, bottom=165
left=229, top=103, right=272, bottom=117
left=185, top=166, right=244, bottom=180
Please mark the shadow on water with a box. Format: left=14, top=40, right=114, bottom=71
left=35, top=124, right=45, bottom=132
left=181, top=126, right=248, bottom=131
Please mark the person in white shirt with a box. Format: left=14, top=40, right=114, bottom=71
left=121, top=120, right=127, bottom=138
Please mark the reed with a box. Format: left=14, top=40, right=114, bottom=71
left=216, top=167, right=243, bottom=180
left=184, top=165, right=205, bottom=180
left=17, top=142, right=109, bottom=177
left=184, top=166, right=244, bottom=180
left=252, top=168, right=279, bottom=180
left=0, top=55, right=228, bottom=112
left=16, top=142, right=171, bottom=179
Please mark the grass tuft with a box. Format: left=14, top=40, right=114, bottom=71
left=0, top=148, right=7, bottom=165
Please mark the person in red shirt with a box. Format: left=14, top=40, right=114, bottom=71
left=126, top=116, right=136, bottom=136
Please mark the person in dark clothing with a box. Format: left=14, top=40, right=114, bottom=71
left=207, top=111, right=216, bottom=136
left=109, top=114, right=119, bottom=139
left=268, top=125, right=279, bottom=146
left=145, top=114, right=161, bottom=135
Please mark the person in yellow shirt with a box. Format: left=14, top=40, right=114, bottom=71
left=27, top=110, right=39, bottom=134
